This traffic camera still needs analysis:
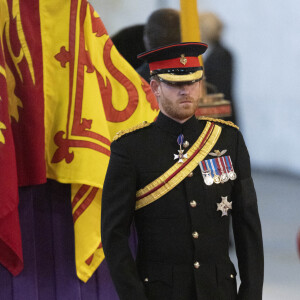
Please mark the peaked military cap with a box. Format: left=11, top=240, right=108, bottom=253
left=137, top=42, right=208, bottom=83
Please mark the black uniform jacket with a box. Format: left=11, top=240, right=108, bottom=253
left=101, top=113, right=264, bottom=300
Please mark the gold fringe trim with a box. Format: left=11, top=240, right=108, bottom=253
left=197, top=116, right=239, bottom=130
left=113, top=121, right=151, bottom=141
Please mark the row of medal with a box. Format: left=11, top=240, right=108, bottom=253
left=199, top=156, right=237, bottom=186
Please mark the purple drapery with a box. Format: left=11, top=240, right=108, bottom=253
left=0, top=180, right=137, bottom=299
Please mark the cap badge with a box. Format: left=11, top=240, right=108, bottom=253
left=180, top=54, right=187, bottom=65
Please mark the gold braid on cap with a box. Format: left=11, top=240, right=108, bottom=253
left=113, top=121, right=151, bottom=141
left=197, top=116, right=239, bottom=130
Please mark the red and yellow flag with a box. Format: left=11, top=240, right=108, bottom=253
left=0, top=0, right=23, bottom=275
left=1, top=0, right=158, bottom=281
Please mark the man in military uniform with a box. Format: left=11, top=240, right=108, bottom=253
left=101, top=43, right=264, bottom=300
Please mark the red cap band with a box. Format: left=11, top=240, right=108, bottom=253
left=149, top=56, right=200, bottom=72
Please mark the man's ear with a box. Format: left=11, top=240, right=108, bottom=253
left=150, top=79, right=160, bottom=97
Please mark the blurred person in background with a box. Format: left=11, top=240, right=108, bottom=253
left=111, top=24, right=146, bottom=69
left=136, top=8, right=181, bottom=82
left=199, top=12, right=237, bottom=124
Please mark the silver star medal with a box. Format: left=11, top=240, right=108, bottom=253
left=216, top=196, right=232, bottom=217
left=174, top=134, right=188, bottom=163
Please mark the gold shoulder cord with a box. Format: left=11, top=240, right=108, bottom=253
left=113, top=121, right=151, bottom=141
left=198, top=116, right=239, bottom=130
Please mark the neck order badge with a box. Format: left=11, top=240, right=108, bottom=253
left=174, top=134, right=188, bottom=163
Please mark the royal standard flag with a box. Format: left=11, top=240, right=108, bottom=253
left=42, top=0, right=158, bottom=282
left=1, top=0, right=158, bottom=281
left=0, top=0, right=23, bottom=276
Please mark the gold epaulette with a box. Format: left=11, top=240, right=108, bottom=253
left=113, top=121, right=151, bottom=141
left=197, top=116, right=239, bottom=130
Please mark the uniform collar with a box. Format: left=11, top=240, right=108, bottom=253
left=154, top=112, right=200, bottom=137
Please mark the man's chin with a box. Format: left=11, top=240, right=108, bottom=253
left=176, top=111, right=195, bottom=121
left=179, top=107, right=197, bottom=117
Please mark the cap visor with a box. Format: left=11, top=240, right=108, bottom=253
left=158, top=70, right=203, bottom=83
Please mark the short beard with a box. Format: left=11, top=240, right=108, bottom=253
left=161, top=95, right=200, bottom=122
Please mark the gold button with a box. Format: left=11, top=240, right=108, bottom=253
left=144, top=277, right=149, bottom=282
left=192, top=231, right=199, bottom=239
left=230, top=274, right=234, bottom=279
left=190, top=200, right=197, bottom=208
left=194, top=261, right=200, bottom=269
left=188, top=172, right=193, bottom=177
left=183, top=141, right=189, bottom=148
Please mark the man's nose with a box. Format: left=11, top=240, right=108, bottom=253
left=179, top=84, right=191, bottom=94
